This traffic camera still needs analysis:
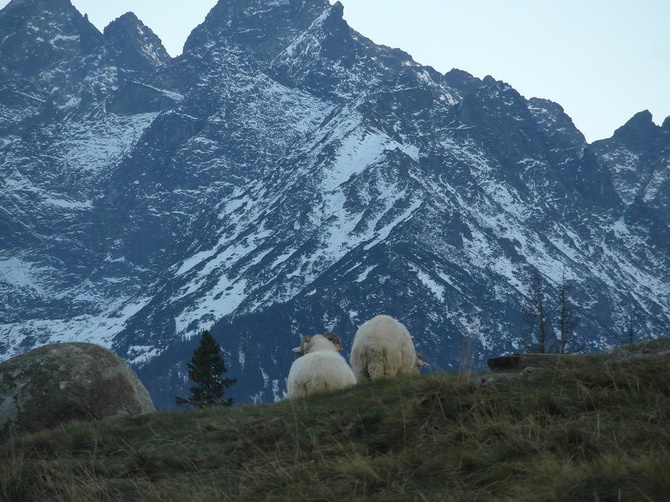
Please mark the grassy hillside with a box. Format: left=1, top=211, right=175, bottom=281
left=2, top=346, right=669, bottom=501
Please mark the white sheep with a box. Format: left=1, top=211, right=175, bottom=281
left=350, top=314, right=424, bottom=381
left=286, top=333, right=356, bottom=398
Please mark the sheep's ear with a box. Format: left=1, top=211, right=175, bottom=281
left=292, top=346, right=302, bottom=354
left=325, top=332, right=343, bottom=351
left=416, top=353, right=428, bottom=367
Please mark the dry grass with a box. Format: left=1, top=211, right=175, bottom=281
left=2, top=348, right=670, bottom=501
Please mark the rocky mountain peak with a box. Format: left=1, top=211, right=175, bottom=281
left=310, top=0, right=353, bottom=59
left=455, top=75, right=544, bottom=162
left=0, top=0, right=102, bottom=76
left=4, top=0, right=72, bottom=11
left=103, top=12, right=170, bottom=72
left=181, top=0, right=331, bottom=62
left=592, top=109, right=670, bottom=222
left=611, top=110, right=659, bottom=150
left=442, top=68, right=482, bottom=99
left=271, top=1, right=400, bottom=100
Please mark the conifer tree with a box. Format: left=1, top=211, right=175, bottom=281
left=176, top=330, right=237, bottom=408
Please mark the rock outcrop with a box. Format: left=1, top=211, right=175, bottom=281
left=0, top=343, right=155, bottom=437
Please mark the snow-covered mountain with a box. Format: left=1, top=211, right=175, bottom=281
left=2, top=0, right=669, bottom=407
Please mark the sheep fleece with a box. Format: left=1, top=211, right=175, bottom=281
left=350, top=315, right=419, bottom=380
left=287, top=351, right=356, bottom=398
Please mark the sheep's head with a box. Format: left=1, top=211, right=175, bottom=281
left=292, top=333, right=343, bottom=356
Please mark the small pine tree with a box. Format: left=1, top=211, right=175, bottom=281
left=176, top=330, right=237, bottom=408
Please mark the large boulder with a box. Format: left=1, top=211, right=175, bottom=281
left=0, top=342, right=155, bottom=437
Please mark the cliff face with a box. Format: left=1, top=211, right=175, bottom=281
left=1, top=0, right=668, bottom=407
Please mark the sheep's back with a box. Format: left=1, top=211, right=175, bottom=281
left=351, top=315, right=418, bottom=380
left=287, top=351, right=356, bottom=398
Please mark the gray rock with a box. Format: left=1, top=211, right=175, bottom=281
left=0, top=342, right=155, bottom=437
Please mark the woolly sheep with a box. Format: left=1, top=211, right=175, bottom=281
left=286, top=333, right=356, bottom=399
left=350, top=315, right=424, bottom=381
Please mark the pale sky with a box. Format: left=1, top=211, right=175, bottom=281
left=2, top=0, right=669, bottom=142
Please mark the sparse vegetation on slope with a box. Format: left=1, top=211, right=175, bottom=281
left=2, top=346, right=669, bottom=501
